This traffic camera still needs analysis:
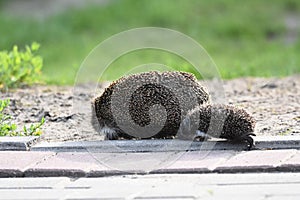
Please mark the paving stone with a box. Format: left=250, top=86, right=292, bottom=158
left=64, top=182, right=156, bottom=199
left=0, top=151, right=55, bottom=177
left=86, top=151, right=235, bottom=176
left=88, top=152, right=189, bottom=175
left=25, top=152, right=111, bottom=177
left=153, top=150, right=236, bottom=173
left=215, top=149, right=298, bottom=173
left=1, top=173, right=299, bottom=199
left=264, top=196, right=300, bottom=200
left=0, top=177, right=70, bottom=189
left=279, top=151, right=300, bottom=172
left=66, top=174, right=204, bottom=199
left=282, top=151, right=300, bottom=165
left=199, top=184, right=300, bottom=200
left=66, top=173, right=300, bottom=199
left=0, top=189, right=64, bottom=200
left=145, top=173, right=300, bottom=185
left=1, top=149, right=300, bottom=177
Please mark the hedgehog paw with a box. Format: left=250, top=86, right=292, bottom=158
left=240, top=133, right=256, bottom=150
left=101, top=126, right=119, bottom=140
left=193, top=130, right=211, bottom=141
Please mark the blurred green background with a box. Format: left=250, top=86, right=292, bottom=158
left=0, top=0, right=299, bottom=84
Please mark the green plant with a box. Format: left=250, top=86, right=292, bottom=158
left=0, top=99, right=16, bottom=136
left=0, top=42, right=43, bottom=90
left=0, top=99, right=44, bottom=136
left=22, top=117, right=45, bottom=136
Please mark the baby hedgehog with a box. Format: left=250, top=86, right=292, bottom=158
left=93, top=71, right=209, bottom=140
left=180, top=104, right=256, bottom=148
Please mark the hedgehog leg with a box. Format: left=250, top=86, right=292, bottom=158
left=101, top=126, right=119, bottom=140
left=193, top=130, right=211, bottom=141
left=239, top=133, right=256, bottom=150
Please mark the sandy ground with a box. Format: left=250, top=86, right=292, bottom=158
left=1, top=75, right=299, bottom=142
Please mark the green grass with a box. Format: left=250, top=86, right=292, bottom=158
left=0, top=0, right=300, bottom=84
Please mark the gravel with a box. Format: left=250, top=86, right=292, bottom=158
left=1, top=75, right=299, bottom=142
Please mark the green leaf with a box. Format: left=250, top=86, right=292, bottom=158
left=41, top=117, right=45, bottom=124
left=31, top=42, right=40, bottom=51
left=23, top=125, right=27, bottom=133
left=11, top=124, right=17, bottom=131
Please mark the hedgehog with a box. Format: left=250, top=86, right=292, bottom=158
left=93, top=71, right=209, bottom=140
left=93, top=71, right=256, bottom=149
left=178, top=104, right=256, bottom=148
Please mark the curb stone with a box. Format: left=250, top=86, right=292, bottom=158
left=0, top=136, right=40, bottom=151
left=31, top=136, right=300, bottom=152
left=2, top=136, right=300, bottom=152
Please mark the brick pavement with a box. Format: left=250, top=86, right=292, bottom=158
left=0, top=136, right=300, bottom=177
left=0, top=149, right=300, bottom=177
left=1, top=137, right=300, bottom=199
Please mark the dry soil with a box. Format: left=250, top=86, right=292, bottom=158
left=1, top=75, right=299, bottom=142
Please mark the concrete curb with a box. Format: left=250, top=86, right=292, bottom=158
left=0, top=136, right=40, bottom=151
left=31, top=136, right=300, bottom=152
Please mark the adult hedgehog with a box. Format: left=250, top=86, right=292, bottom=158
left=93, top=71, right=209, bottom=140
left=93, top=71, right=256, bottom=148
